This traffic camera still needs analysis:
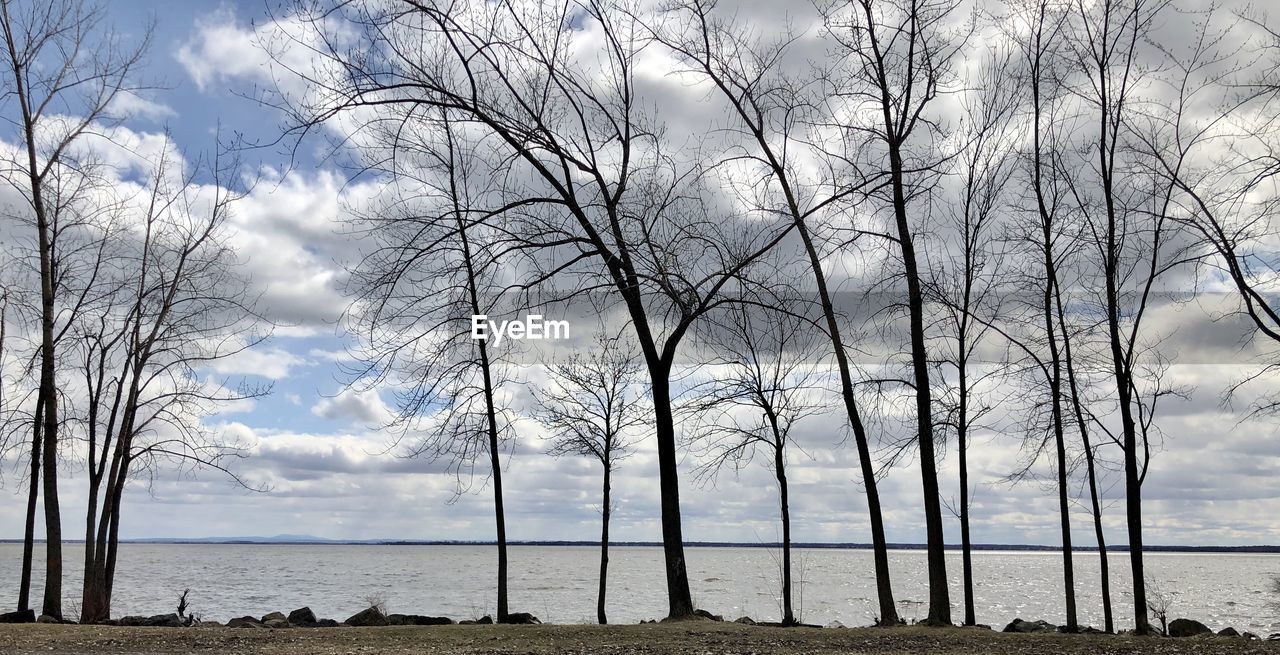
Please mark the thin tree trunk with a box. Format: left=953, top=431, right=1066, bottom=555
left=1057, top=290, right=1114, bottom=633
left=485, top=396, right=508, bottom=622
left=792, top=215, right=898, bottom=625
left=958, top=386, right=975, bottom=626
left=1043, top=277, right=1078, bottom=632
left=18, top=397, right=42, bottom=616
left=776, top=447, right=794, bottom=626
left=598, top=467, right=611, bottom=625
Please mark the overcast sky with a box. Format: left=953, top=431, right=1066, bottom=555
left=1, top=0, right=1278, bottom=550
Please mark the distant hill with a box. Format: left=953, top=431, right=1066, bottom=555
left=5, top=537, right=1278, bottom=553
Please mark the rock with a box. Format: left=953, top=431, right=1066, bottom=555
left=288, top=607, right=317, bottom=624
left=227, top=616, right=264, bottom=629
left=261, top=611, right=287, bottom=623
left=315, top=619, right=341, bottom=627
left=263, top=618, right=291, bottom=629
left=1243, top=631, right=1261, bottom=640
left=735, top=616, right=757, bottom=626
left=388, top=614, right=454, bottom=626
left=503, top=612, right=540, bottom=625
left=0, top=609, right=35, bottom=624
left=1218, top=627, right=1240, bottom=637
left=345, top=606, right=389, bottom=627
left=118, top=614, right=183, bottom=628
left=1169, top=618, right=1212, bottom=638
left=1268, top=632, right=1280, bottom=641
left=193, top=620, right=223, bottom=627
left=36, top=614, right=62, bottom=624
left=824, top=620, right=844, bottom=629
left=693, top=609, right=723, bottom=622
left=476, top=615, right=494, bottom=625
left=1003, top=618, right=1057, bottom=633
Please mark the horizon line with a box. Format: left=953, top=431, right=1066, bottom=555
left=3, top=538, right=1278, bottom=553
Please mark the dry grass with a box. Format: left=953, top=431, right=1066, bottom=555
left=0, top=622, right=1275, bottom=655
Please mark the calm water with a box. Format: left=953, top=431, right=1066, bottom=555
left=1, top=544, right=1277, bottom=633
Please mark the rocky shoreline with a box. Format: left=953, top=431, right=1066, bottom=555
left=1, top=604, right=1274, bottom=643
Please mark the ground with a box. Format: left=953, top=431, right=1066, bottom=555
left=1, top=623, right=1276, bottom=655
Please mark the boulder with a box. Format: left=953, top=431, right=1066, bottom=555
left=315, top=619, right=341, bottom=627
left=1268, top=633, right=1280, bottom=641
left=1244, top=632, right=1261, bottom=640
left=288, top=607, right=317, bottom=625
left=260, top=611, right=287, bottom=623
left=193, top=620, right=223, bottom=628
left=387, top=614, right=454, bottom=626
left=1168, top=618, right=1212, bottom=638
left=345, top=606, right=389, bottom=627
left=477, top=615, right=494, bottom=625
left=227, top=616, right=264, bottom=629
left=735, top=616, right=757, bottom=626
left=264, top=618, right=291, bottom=629
left=693, top=609, right=723, bottom=622
left=119, top=614, right=183, bottom=628
left=0, top=609, right=35, bottom=624
left=824, top=620, right=844, bottom=629
left=36, top=614, right=62, bottom=624
left=1217, top=627, right=1240, bottom=637
left=503, top=612, right=540, bottom=625
left=1003, top=618, right=1057, bottom=634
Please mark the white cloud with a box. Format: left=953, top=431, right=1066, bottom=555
left=176, top=9, right=275, bottom=93
left=311, top=388, right=393, bottom=425
left=108, top=90, right=178, bottom=123
left=210, top=346, right=307, bottom=380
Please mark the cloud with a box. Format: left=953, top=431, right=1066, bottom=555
left=209, top=346, right=307, bottom=380
left=311, top=389, right=393, bottom=425
left=176, top=9, right=275, bottom=93
left=109, top=90, right=178, bottom=123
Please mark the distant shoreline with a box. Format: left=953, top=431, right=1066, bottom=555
left=2, top=538, right=1278, bottom=553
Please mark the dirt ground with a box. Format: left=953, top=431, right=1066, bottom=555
left=0, top=622, right=1276, bottom=655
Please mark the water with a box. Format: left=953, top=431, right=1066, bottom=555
left=2, top=544, right=1277, bottom=634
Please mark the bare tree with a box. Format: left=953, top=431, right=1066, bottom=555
left=0, top=0, right=149, bottom=619
left=74, top=145, right=266, bottom=623
left=340, top=106, right=523, bottom=621
left=535, top=331, right=646, bottom=625
left=687, top=298, right=826, bottom=626
left=821, top=0, right=969, bottom=625
left=653, top=0, right=901, bottom=624
left=275, top=0, right=795, bottom=618
left=927, top=45, right=1017, bottom=627
left=1061, top=0, right=1193, bottom=632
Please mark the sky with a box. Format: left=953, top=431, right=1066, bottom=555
left=0, top=0, right=1279, bottom=551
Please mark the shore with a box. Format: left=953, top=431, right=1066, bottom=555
left=2, top=622, right=1277, bottom=655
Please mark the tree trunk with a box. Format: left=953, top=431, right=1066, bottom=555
left=1084, top=441, right=1113, bottom=632
left=38, top=349, right=61, bottom=620
left=776, top=447, right=794, bottom=626
left=792, top=214, right=897, bottom=625
left=17, top=398, right=42, bottom=614
left=1044, top=281, right=1078, bottom=632
left=888, top=147, right=950, bottom=626
left=598, top=467, right=611, bottom=625
left=958, top=402, right=975, bottom=627
left=1062, top=324, right=1113, bottom=632
left=650, top=370, right=695, bottom=618
left=477, top=340, right=508, bottom=622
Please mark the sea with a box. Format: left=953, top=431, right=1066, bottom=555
left=1, top=544, right=1276, bottom=634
